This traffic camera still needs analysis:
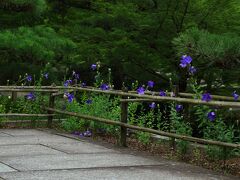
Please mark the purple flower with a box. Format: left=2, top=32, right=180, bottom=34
left=26, top=75, right=32, bottom=82
left=176, top=104, right=183, bottom=112
left=72, top=71, right=80, bottom=79
left=91, top=64, right=97, bottom=70
left=189, top=66, right=197, bottom=75
left=81, top=82, right=86, bottom=87
left=201, top=93, right=212, bottom=102
left=64, top=92, right=74, bottom=102
left=83, top=130, right=92, bottom=137
left=159, top=90, right=166, bottom=96
left=180, top=55, right=192, bottom=68
left=232, top=91, right=239, bottom=101
left=207, top=111, right=216, bottom=121
left=64, top=80, right=72, bottom=87
left=147, top=81, right=154, bottom=88
left=86, top=99, right=92, bottom=104
left=43, top=73, right=48, bottom=79
left=100, top=83, right=109, bottom=90
left=74, top=73, right=80, bottom=79
left=25, top=92, right=35, bottom=100
left=72, top=131, right=80, bottom=135
left=137, top=87, right=145, bottom=95
left=149, top=102, right=156, bottom=109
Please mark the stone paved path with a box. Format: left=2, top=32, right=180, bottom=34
left=0, top=129, right=237, bottom=180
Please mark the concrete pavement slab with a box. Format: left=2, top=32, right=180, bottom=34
left=0, top=153, right=164, bottom=171
left=0, top=144, right=65, bottom=157
left=0, top=134, right=78, bottom=145
left=44, top=142, right=117, bottom=154
left=0, top=129, right=47, bottom=136
left=0, top=132, right=12, bottom=137
left=0, top=166, right=235, bottom=180
left=0, top=129, right=237, bottom=180
left=0, top=163, right=16, bottom=173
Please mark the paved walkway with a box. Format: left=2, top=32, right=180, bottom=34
left=0, top=129, right=237, bottom=180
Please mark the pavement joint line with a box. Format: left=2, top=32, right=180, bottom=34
left=0, top=143, right=39, bottom=146
left=0, top=176, right=6, bottom=180
left=0, top=132, right=14, bottom=137
left=0, top=160, right=19, bottom=172
left=0, top=164, right=167, bottom=173
left=39, top=143, right=69, bottom=154
left=0, top=151, right=129, bottom=159
left=36, top=128, right=87, bottom=143
left=0, top=153, right=66, bottom=158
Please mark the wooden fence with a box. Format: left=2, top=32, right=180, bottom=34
left=0, top=86, right=239, bottom=150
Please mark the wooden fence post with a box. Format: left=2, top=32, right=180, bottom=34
left=48, top=93, right=55, bottom=128
left=120, top=87, right=128, bottom=147
left=170, top=85, right=179, bottom=150
left=11, top=92, right=17, bottom=101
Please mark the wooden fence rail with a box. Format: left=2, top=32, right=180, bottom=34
left=0, top=86, right=240, bottom=151
left=44, top=107, right=240, bottom=149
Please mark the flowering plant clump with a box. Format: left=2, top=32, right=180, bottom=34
left=72, top=130, right=92, bottom=137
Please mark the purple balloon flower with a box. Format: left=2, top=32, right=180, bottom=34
left=91, top=64, right=97, bottom=70
left=83, top=130, right=92, bottom=137
left=202, top=93, right=212, bottom=102
left=207, top=111, right=216, bottom=121
left=159, top=90, right=166, bottom=96
left=81, top=82, right=86, bottom=87
left=72, top=131, right=80, bottom=135
left=100, top=83, right=109, bottom=90
left=176, top=104, right=183, bottom=112
left=149, top=102, right=156, bottom=109
left=137, top=87, right=145, bottom=95
left=64, top=92, right=74, bottom=102
left=25, top=92, right=35, bottom=100
left=189, top=66, right=197, bottom=75
left=86, top=99, right=92, bottom=104
left=26, top=75, right=32, bottom=82
left=180, top=55, right=192, bottom=68
left=64, top=80, right=72, bottom=87
left=147, top=81, right=154, bottom=88
left=232, top=91, right=239, bottom=101
left=43, top=73, right=48, bottom=79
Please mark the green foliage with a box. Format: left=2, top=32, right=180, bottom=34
left=189, top=76, right=236, bottom=160
left=170, top=103, right=192, bottom=155
left=62, top=93, right=121, bottom=135
left=0, top=26, right=76, bottom=83
left=0, top=0, right=47, bottom=26
left=0, top=26, right=76, bottom=64
left=173, top=27, right=240, bottom=89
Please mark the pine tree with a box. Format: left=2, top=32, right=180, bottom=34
left=0, top=0, right=76, bottom=84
